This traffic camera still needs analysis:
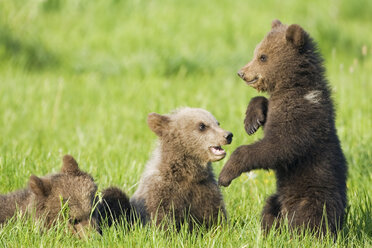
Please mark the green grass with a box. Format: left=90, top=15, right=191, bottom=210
left=0, top=0, right=371, bottom=247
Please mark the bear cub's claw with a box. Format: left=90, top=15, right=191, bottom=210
left=244, top=96, right=269, bottom=135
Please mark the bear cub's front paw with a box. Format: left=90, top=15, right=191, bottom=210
left=218, top=150, right=244, bottom=187
left=244, top=96, right=268, bottom=135
left=218, top=164, right=235, bottom=187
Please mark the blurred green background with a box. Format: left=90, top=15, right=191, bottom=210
left=0, top=0, right=371, bottom=247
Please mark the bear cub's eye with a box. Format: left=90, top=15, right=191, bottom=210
left=199, top=123, right=206, bottom=131
left=260, top=54, right=267, bottom=62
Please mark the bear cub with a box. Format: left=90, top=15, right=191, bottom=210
left=219, top=20, right=347, bottom=236
left=0, top=155, right=99, bottom=237
left=130, top=107, right=233, bottom=230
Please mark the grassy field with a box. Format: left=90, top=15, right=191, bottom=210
left=0, top=0, right=371, bottom=247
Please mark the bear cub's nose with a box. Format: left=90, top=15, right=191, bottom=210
left=237, top=71, right=245, bottom=78
left=224, top=132, right=233, bottom=144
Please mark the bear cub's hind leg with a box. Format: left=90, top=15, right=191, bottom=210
left=244, top=96, right=268, bottom=135
left=261, top=194, right=281, bottom=234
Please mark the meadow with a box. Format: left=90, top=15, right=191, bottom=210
left=0, top=0, right=371, bottom=247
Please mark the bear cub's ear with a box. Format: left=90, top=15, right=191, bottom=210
left=61, top=155, right=81, bottom=175
left=147, top=113, right=170, bottom=137
left=271, top=19, right=282, bottom=29
left=29, top=175, right=52, bottom=197
left=286, top=24, right=306, bottom=49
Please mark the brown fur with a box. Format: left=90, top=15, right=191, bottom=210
left=95, top=187, right=132, bottom=228
left=219, top=20, right=347, bottom=236
left=0, top=155, right=98, bottom=237
left=131, top=108, right=233, bottom=230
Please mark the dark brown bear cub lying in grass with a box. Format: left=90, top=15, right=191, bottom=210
left=0, top=155, right=99, bottom=237
left=130, top=107, right=233, bottom=230
left=218, top=20, right=347, bottom=236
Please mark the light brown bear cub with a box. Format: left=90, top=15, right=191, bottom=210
left=130, top=107, right=233, bottom=230
left=0, top=155, right=98, bottom=237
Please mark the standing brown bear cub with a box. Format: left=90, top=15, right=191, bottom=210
left=219, top=20, right=347, bottom=236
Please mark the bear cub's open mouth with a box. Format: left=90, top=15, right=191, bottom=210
left=245, top=77, right=258, bottom=85
left=209, top=146, right=226, bottom=156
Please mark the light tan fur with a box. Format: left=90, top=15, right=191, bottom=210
left=304, top=90, right=322, bottom=104
left=131, top=107, right=233, bottom=229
